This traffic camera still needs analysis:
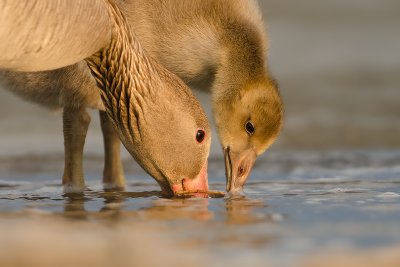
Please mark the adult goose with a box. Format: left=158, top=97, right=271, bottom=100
left=0, top=0, right=211, bottom=196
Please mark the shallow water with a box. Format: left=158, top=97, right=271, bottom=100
left=1, top=150, right=399, bottom=267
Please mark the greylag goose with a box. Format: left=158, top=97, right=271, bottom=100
left=0, top=0, right=211, bottom=196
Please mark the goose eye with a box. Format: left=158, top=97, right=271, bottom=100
left=245, top=121, right=255, bottom=136
left=196, top=130, right=206, bottom=143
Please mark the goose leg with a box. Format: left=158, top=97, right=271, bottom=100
left=62, top=107, right=91, bottom=191
left=100, top=111, right=125, bottom=190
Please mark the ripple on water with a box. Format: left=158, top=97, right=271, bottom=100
left=0, top=151, right=400, bottom=267
left=376, top=192, right=400, bottom=199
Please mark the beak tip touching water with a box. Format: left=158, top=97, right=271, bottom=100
left=224, top=147, right=256, bottom=193
left=165, top=163, right=209, bottom=197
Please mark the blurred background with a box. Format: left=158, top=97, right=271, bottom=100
left=264, top=0, right=400, bottom=150
left=0, top=0, right=399, bottom=159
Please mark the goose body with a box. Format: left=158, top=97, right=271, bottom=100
left=0, top=0, right=211, bottom=195
left=0, top=0, right=283, bottom=193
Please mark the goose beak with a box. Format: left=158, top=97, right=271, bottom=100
left=166, top=164, right=209, bottom=197
left=224, top=147, right=256, bottom=193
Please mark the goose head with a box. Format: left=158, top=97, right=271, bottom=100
left=120, top=74, right=212, bottom=196
left=213, top=78, right=283, bottom=194
left=87, top=0, right=211, bottom=196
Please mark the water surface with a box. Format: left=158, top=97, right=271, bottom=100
left=1, top=150, right=399, bottom=267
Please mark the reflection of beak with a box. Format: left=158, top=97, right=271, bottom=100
left=224, top=147, right=257, bottom=193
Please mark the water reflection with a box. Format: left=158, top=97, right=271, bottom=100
left=63, top=192, right=86, bottom=214
left=62, top=190, right=159, bottom=219
left=62, top=190, right=214, bottom=221
left=60, top=186, right=276, bottom=251
left=60, top=189, right=272, bottom=226
left=225, top=196, right=270, bottom=225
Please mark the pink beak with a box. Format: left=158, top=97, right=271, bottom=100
left=224, top=147, right=257, bottom=193
left=167, top=163, right=209, bottom=196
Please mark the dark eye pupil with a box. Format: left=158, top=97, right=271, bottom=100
left=245, top=121, right=255, bottom=135
left=196, top=130, right=205, bottom=143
